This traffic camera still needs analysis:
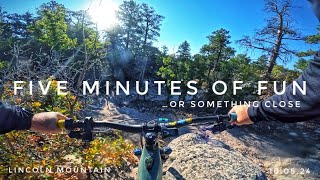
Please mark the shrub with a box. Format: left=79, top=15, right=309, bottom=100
left=0, top=79, right=137, bottom=179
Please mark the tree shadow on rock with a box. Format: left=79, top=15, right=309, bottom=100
left=166, top=167, right=185, bottom=180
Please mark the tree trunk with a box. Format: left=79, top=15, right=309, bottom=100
left=264, top=14, right=284, bottom=80
left=140, top=19, right=150, bottom=81
left=126, top=31, right=130, bottom=49
left=265, top=55, right=277, bottom=80
left=206, top=47, right=222, bottom=84
left=206, top=67, right=211, bottom=84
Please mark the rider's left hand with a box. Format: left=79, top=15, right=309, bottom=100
left=30, top=112, right=67, bottom=133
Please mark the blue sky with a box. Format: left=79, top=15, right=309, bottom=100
left=1, top=0, right=319, bottom=68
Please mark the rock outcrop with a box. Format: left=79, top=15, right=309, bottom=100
left=163, top=133, right=267, bottom=180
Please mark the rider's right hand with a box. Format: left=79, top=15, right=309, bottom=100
left=228, top=105, right=254, bottom=126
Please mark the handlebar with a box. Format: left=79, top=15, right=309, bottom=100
left=58, top=113, right=238, bottom=135
left=162, top=113, right=237, bottom=128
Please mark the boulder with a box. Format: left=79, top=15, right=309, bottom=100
left=163, top=133, right=267, bottom=180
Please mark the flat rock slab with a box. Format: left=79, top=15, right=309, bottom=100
left=163, top=133, right=267, bottom=180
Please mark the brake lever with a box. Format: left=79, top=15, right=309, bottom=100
left=161, top=126, right=179, bottom=138
left=200, top=119, right=236, bottom=133
left=68, top=130, right=94, bottom=142
left=65, top=117, right=94, bottom=142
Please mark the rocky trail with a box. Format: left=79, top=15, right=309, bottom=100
left=86, top=97, right=320, bottom=180
left=212, top=125, right=320, bottom=180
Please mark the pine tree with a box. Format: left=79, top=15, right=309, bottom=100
left=238, top=0, right=302, bottom=79
left=30, top=1, right=77, bottom=50
left=201, top=28, right=234, bottom=84
left=117, top=0, right=141, bottom=51
left=140, top=3, right=164, bottom=56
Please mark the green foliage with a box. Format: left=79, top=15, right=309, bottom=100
left=100, top=0, right=165, bottom=83
left=176, top=41, right=192, bottom=79
left=0, top=7, right=8, bottom=39
left=140, top=3, right=164, bottom=55
left=200, top=28, right=235, bottom=84
left=157, top=41, right=193, bottom=100
left=176, top=41, right=192, bottom=99
left=82, top=135, right=136, bottom=168
left=214, top=54, right=260, bottom=100
left=1, top=80, right=83, bottom=116
left=191, top=54, right=207, bottom=82
left=157, top=55, right=176, bottom=101
left=294, top=59, right=310, bottom=72
left=177, top=41, right=191, bottom=60
left=158, top=56, right=176, bottom=81
left=69, top=20, right=104, bottom=52
left=252, top=55, right=269, bottom=75
left=115, top=0, right=164, bottom=53
left=296, top=49, right=317, bottom=58
left=0, top=80, right=136, bottom=179
left=29, top=1, right=77, bottom=50
left=305, top=27, right=320, bottom=44
left=117, top=0, right=141, bottom=50
left=0, top=60, right=6, bottom=69
left=221, top=55, right=257, bottom=81
left=297, top=26, right=320, bottom=73
left=272, top=65, right=300, bottom=82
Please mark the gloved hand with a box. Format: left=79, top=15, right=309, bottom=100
left=30, top=112, right=67, bottom=133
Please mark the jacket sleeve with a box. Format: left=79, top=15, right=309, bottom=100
left=0, top=101, right=33, bottom=134
left=248, top=52, right=320, bottom=123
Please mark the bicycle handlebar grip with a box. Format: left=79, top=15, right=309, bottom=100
left=57, top=120, right=65, bottom=129
left=229, top=112, right=237, bottom=122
